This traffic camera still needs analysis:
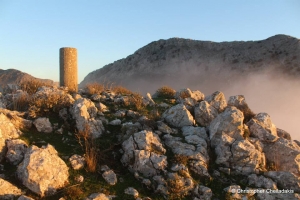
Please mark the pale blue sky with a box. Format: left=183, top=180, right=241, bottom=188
left=1, top=0, right=299, bottom=82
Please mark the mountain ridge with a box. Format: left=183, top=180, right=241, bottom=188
left=80, top=34, right=300, bottom=93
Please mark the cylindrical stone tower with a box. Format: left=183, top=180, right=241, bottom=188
left=59, top=47, right=78, bottom=92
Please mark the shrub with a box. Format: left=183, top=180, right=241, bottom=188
left=19, top=79, right=53, bottom=95
left=156, top=86, right=176, bottom=99
left=28, top=89, right=73, bottom=118
left=85, top=83, right=105, bottom=95
left=111, top=85, right=133, bottom=95
left=128, top=92, right=144, bottom=111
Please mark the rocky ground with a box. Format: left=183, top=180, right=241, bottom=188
left=0, top=85, right=299, bottom=200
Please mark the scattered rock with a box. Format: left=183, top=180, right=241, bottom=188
left=69, top=154, right=86, bottom=170
left=33, top=117, right=53, bottom=133
left=17, top=144, right=69, bottom=197
left=102, top=170, right=117, bottom=185
left=5, top=139, right=28, bottom=165
left=124, top=187, right=139, bottom=198
left=109, top=119, right=121, bottom=125
left=0, top=178, right=22, bottom=199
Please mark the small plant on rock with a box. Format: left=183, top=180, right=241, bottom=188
left=156, top=86, right=176, bottom=99
left=75, top=125, right=98, bottom=173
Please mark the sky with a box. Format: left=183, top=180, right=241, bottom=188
left=0, top=0, right=300, bottom=82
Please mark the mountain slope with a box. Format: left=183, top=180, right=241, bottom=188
left=80, top=34, right=300, bottom=93
left=0, top=69, right=54, bottom=89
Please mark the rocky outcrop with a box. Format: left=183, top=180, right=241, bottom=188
left=33, top=117, right=53, bottom=133
left=121, top=130, right=167, bottom=177
left=71, top=98, right=104, bottom=138
left=162, top=104, right=194, bottom=127
left=17, top=144, right=69, bottom=197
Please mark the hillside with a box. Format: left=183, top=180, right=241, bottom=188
left=0, top=69, right=54, bottom=90
left=80, top=34, right=300, bottom=93
left=0, top=85, right=299, bottom=199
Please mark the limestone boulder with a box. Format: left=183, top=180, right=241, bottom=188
left=164, top=134, right=209, bottom=177
left=143, top=93, right=155, bottom=106
left=121, top=130, right=167, bottom=177
left=175, top=88, right=204, bottom=102
left=0, top=113, right=22, bottom=161
left=246, top=113, right=278, bottom=142
left=102, top=169, right=117, bottom=185
left=162, top=104, right=194, bottom=127
left=194, top=101, right=218, bottom=127
left=0, top=108, right=32, bottom=130
left=33, top=117, right=53, bottom=133
left=71, top=98, right=104, bottom=138
left=0, top=178, right=22, bottom=199
left=157, top=121, right=173, bottom=134
left=124, top=187, right=139, bottom=198
left=230, top=140, right=266, bottom=174
left=263, top=138, right=300, bottom=176
left=17, top=144, right=69, bottom=197
left=181, top=126, right=208, bottom=141
left=264, top=171, right=300, bottom=193
left=6, top=139, right=28, bottom=165
left=209, top=106, right=244, bottom=148
left=204, top=91, right=227, bottom=112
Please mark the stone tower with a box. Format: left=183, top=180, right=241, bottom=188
left=59, top=47, right=78, bottom=92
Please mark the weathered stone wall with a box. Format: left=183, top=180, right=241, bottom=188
left=59, top=47, right=78, bottom=92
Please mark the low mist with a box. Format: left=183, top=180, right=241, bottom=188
left=122, top=69, right=300, bottom=141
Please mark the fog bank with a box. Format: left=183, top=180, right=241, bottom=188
left=124, top=72, right=300, bottom=141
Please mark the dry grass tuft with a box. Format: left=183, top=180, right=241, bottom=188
left=156, top=86, right=176, bottom=99
left=75, top=125, right=98, bottom=173
left=12, top=92, right=30, bottom=111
